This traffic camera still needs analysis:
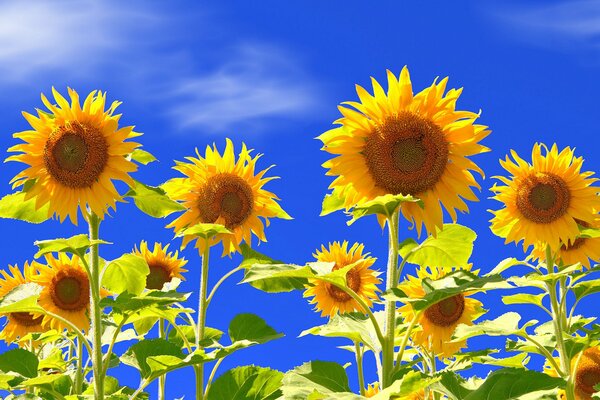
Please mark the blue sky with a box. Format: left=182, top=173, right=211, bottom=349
left=1, top=0, right=600, bottom=397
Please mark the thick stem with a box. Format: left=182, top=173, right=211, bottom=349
left=158, top=319, right=166, bottom=400
left=88, top=213, right=104, bottom=400
left=355, top=342, right=366, bottom=396
left=382, top=209, right=400, bottom=388
left=195, top=244, right=211, bottom=399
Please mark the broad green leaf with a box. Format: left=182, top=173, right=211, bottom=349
left=102, top=254, right=149, bottom=295
left=101, top=290, right=189, bottom=314
left=572, top=278, right=600, bottom=301
left=228, top=313, right=283, bottom=344
left=432, top=372, right=482, bottom=400
left=38, top=348, right=67, bottom=372
left=373, top=371, right=438, bottom=399
left=240, top=245, right=307, bottom=293
left=129, top=149, right=157, bottom=165
left=398, top=238, right=419, bottom=259
left=124, top=180, right=185, bottom=218
left=489, top=258, right=523, bottom=275
left=452, top=312, right=531, bottom=342
left=281, top=361, right=351, bottom=399
left=445, top=349, right=529, bottom=370
left=462, top=368, right=563, bottom=400
left=0, top=191, right=50, bottom=224
left=176, top=223, right=231, bottom=239
left=320, top=190, right=346, bottom=217
left=300, top=312, right=381, bottom=352
left=0, top=373, right=22, bottom=390
left=0, top=283, right=43, bottom=314
left=402, top=224, right=476, bottom=267
left=34, top=234, right=105, bottom=258
left=20, top=373, right=64, bottom=387
left=168, top=326, right=223, bottom=348
left=120, top=338, right=183, bottom=379
left=0, top=348, right=38, bottom=378
left=349, top=193, right=423, bottom=224
left=502, top=293, right=547, bottom=309
left=207, top=366, right=283, bottom=400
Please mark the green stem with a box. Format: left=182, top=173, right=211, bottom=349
left=102, top=316, right=128, bottom=376
left=195, top=244, right=211, bottom=400
left=382, top=209, right=400, bottom=388
left=158, top=319, right=166, bottom=400
left=204, top=358, right=224, bottom=400
left=355, top=342, right=366, bottom=396
left=206, top=265, right=244, bottom=307
left=394, top=312, right=420, bottom=368
left=74, top=338, right=84, bottom=394
left=88, top=213, right=104, bottom=400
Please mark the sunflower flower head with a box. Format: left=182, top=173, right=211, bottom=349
left=0, top=262, right=46, bottom=344
left=164, top=138, right=291, bottom=256
left=133, top=241, right=188, bottom=290
left=319, top=66, right=490, bottom=236
left=398, top=265, right=484, bottom=358
left=546, top=347, right=600, bottom=399
left=365, top=382, right=379, bottom=398
left=7, top=88, right=141, bottom=225
left=303, top=241, right=381, bottom=317
left=490, top=143, right=600, bottom=252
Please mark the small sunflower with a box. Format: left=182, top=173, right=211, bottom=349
left=31, top=253, right=109, bottom=332
left=490, top=143, right=600, bottom=252
left=164, top=139, right=291, bottom=256
left=398, top=265, right=483, bottom=357
left=365, top=382, right=379, bottom=398
left=7, top=88, right=141, bottom=224
left=133, top=241, right=188, bottom=290
left=303, top=241, right=381, bottom=317
left=546, top=347, right=600, bottom=399
left=0, top=262, right=46, bottom=344
left=319, top=66, right=490, bottom=236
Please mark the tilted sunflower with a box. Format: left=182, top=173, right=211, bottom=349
left=490, top=143, right=600, bottom=252
left=0, top=262, right=46, bottom=344
left=365, top=382, right=379, bottom=398
left=31, top=253, right=109, bottom=332
left=163, top=139, right=291, bottom=256
left=546, top=347, right=600, bottom=400
left=303, top=241, right=381, bottom=317
left=397, top=265, right=484, bottom=357
left=319, top=66, right=490, bottom=235
left=7, top=88, right=141, bottom=224
left=133, top=241, right=188, bottom=290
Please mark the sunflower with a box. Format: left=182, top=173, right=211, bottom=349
left=365, top=382, right=379, bottom=398
left=546, top=347, right=600, bottom=399
left=319, top=66, right=490, bottom=236
left=398, top=265, right=483, bottom=357
left=163, top=139, right=291, bottom=256
left=7, top=88, right=141, bottom=224
left=0, top=262, right=46, bottom=344
left=364, top=383, right=427, bottom=399
left=303, top=241, right=381, bottom=317
left=490, top=144, right=600, bottom=252
left=133, top=241, right=188, bottom=290
left=31, top=253, right=109, bottom=332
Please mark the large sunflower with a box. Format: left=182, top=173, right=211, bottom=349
left=164, top=139, right=291, bottom=256
left=319, top=66, right=490, bottom=236
left=490, top=144, right=600, bottom=252
left=303, top=241, right=381, bottom=317
left=31, top=253, right=109, bottom=332
left=0, top=262, right=46, bottom=344
left=547, top=347, right=600, bottom=399
left=7, top=88, right=141, bottom=224
left=398, top=265, right=483, bottom=357
left=133, top=241, right=188, bottom=290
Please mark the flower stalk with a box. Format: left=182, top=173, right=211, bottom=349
left=195, top=243, right=211, bottom=399
left=88, top=212, right=104, bottom=400
left=382, top=208, right=400, bottom=388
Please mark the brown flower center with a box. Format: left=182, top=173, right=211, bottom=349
left=516, top=173, right=570, bottom=224
left=576, top=365, right=600, bottom=395
left=49, top=269, right=89, bottom=311
left=10, top=312, right=43, bottom=327
left=424, top=294, right=465, bottom=327
left=197, top=173, right=254, bottom=229
left=363, top=112, right=449, bottom=195
left=44, top=121, right=109, bottom=188
left=146, top=262, right=172, bottom=290
left=326, top=264, right=362, bottom=303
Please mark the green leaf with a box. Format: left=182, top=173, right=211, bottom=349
left=462, top=368, right=563, bottom=400
left=176, top=223, right=231, bottom=239
left=489, top=258, right=523, bottom=275
left=0, top=348, right=38, bottom=378
left=502, top=293, right=547, bottom=309
left=102, top=254, right=149, bottom=295
left=452, top=312, right=531, bottom=342
left=299, top=312, right=381, bottom=352
left=373, top=371, right=438, bottom=399
left=102, top=290, right=189, bottom=314
left=349, top=193, right=423, bottom=224
left=433, top=372, right=482, bottom=400
left=401, top=224, right=477, bottom=267
left=34, top=234, right=104, bottom=258
left=207, top=366, right=283, bottom=400
left=168, top=326, right=223, bottom=348
left=445, top=350, right=529, bottom=371
left=0, top=191, right=50, bottom=224
left=572, top=278, right=600, bottom=301
left=129, top=149, right=157, bottom=165
left=281, top=361, right=351, bottom=399
left=120, top=338, right=183, bottom=380
left=320, top=191, right=346, bottom=217
left=228, top=313, right=283, bottom=344
left=240, top=245, right=307, bottom=293
left=124, top=180, right=185, bottom=218
left=0, top=283, right=43, bottom=314
left=38, top=348, right=67, bottom=372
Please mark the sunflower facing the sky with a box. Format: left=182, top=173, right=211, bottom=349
left=547, top=347, right=600, bottom=400
left=7, top=88, right=141, bottom=224
left=163, top=139, right=291, bottom=255
left=303, top=241, right=381, bottom=317
left=319, top=66, right=490, bottom=236
left=397, top=265, right=484, bottom=357
left=0, top=262, right=46, bottom=344
left=133, top=241, right=188, bottom=290
left=31, top=253, right=109, bottom=332
left=490, top=144, right=600, bottom=252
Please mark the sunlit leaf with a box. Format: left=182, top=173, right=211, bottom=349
left=0, top=349, right=38, bottom=378
left=175, top=223, right=231, bottom=239
left=321, top=190, right=346, bottom=217
left=102, top=254, right=149, bottom=295
left=502, top=293, right=547, bottom=309
left=228, top=313, right=283, bottom=344
left=462, top=368, right=563, bottom=400
left=373, top=371, right=438, bottom=399
left=349, top=193, right=423, bottom=224
left=400, top=224, right=476, bottom=267
left=572, top=278, right=600, bottom=301
left=207, top=366, right=283, bottom=400
left=0, top=191, right=50, bottom=224
left=124, top=180, right=185, bottom=218
left=34, top=234, right=106, bottom=259
left=281, top=361, right=351, bottom=399
left=300, top=312, right=381, bottom=352
left=452, top=312, right=533, bottom=342
left=129, top=149, right=157, bottom=165
left=0, top=283, right=43, bottom=314
left=101, top=290, right=189, bottom=314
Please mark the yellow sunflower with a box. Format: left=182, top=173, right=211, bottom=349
left=319, top=66, right=490, bottom=236
left=364, top=383, right=427, bottom=399
left=490, top=143, right=600, bottom=252
left=303, top=241, right=381, bottom=317
left=0, top=262, right=46, bottom=344
left=398, top=265, right=483, bottom=357
left=163, top=139, right=291, bottom=256
left=133, top=241, right=188, bottom=290
left=31, top=253, right=109, bottom=332
left=546, top=347, right=600, bottom=399
left=7, top=88, right=141, bottom=224
left=365, top=382, right=379, bottom=398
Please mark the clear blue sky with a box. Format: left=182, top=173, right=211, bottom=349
left=0, top=0, right=599, bottom=397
